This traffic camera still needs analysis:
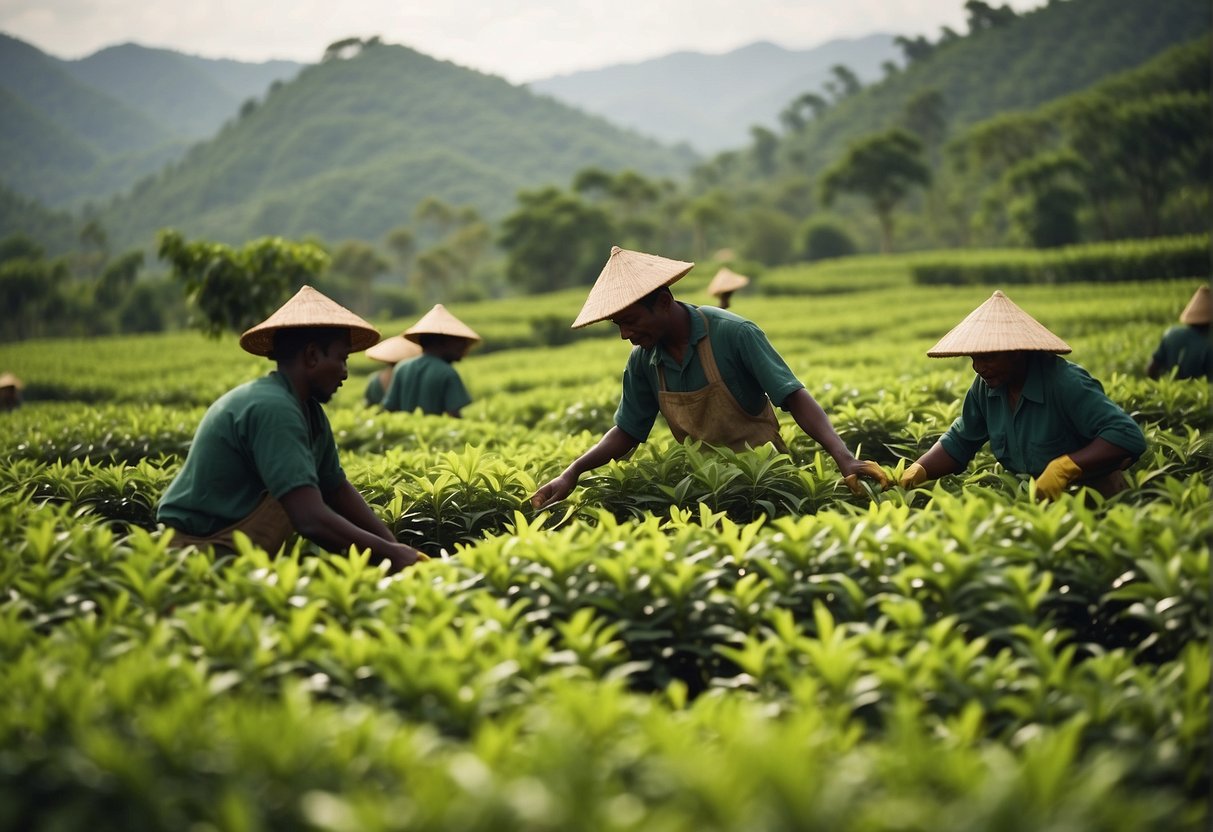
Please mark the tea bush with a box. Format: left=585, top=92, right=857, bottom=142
left=0, top=259, right=1207, bottom=830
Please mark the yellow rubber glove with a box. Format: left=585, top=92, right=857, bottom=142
left=844, top=460, right=890, bottom=496
left=899, top=461, right=928, bottom=489
left=1034, top=454, right=1083, bottom=500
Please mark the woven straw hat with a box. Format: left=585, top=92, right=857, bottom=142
left=404, top=304, right=481, bottom=345
left=239, top=285, right=380, bottom=357
left=706, top=267, right=750, bottom=297
left=0, top=372, right=22, bottom=390
left=366, top=334, right=423, bottom=364
left=572, top=246, right=696, bottom=328
left=927, top=290, right=1071, bottom=357
left=1179, top=285, right=1210, bottom=325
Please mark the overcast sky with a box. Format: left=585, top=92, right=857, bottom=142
left=1, top=0, right=1047, bottom=82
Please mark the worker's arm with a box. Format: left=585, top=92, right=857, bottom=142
left=900, top=441, right=966, bottom=487
left=782, top=388, right=889, bottom=491
left=279, top=484, right=426, bottom=571
left=530, top=426, right=641, bottom=509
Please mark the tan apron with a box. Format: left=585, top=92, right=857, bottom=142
left=657, top=311, right=788, bottom=453
left=167, top=493, right=295, bottom=554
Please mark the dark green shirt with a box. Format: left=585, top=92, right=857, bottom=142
left=940, top=353, right=1146, bottom=477
left=1151, top=325, right=1212, bottom=380
left=158, top=372, right=344, bottom=536
left=381, top=353, right=471, bottom=415
left=614, top=303, right=804, bottom=441
left=364, top=370, right=387, bottom=406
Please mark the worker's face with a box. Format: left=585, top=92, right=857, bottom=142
left=308, top=335, right=351, bottom=402
left=970, top=351, right=1028, bottom=389
left=610, top=296, right=670, bottom=350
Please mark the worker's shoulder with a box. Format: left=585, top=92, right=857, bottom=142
left=697, top=304, right=762, bottom=334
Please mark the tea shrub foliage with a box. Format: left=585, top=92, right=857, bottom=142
left=0, top=259, right=1207, bottom=831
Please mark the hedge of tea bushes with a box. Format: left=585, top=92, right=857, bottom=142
left=0, top=477, right=1207, bottom=831
left=909, top=234, right=1211, bottom=286
left=0, top=262, right=1209, bottom=830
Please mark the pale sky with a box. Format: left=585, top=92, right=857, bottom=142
left=0, top=0, right=1047, bottom=82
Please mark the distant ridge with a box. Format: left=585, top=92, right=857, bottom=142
left=95, top=41, right=696, bottom=249
left=529, top=35, right=901, bottom=153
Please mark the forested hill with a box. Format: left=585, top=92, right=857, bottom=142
left=0, top=34, right=301, bottom=208
left=0, top=33, right=179, bottom=206
left=97, top=40, right=697, bottom=251
left=64, top=44, right=303, bottom=141
left=714, top=0, right=1212, bottom=181
left=529, top=35, right=900, bottom=153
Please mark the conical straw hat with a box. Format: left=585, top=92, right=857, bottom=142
left=366, top=334, right=423, bottom=364
left=927, top=290, right=1071, bottom=357
left=1179, top=285, right=1210, bottom=325
left=706, top=267, right=750, bottom=297
left=239, top=285, right=380, bottom=357
left=404, top=304, right=481, bottom=344
left=572, top=246, right=696, bottom=328
left=0, top=372, right=22, bottom=390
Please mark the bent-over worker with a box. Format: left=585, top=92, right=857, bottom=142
left=899, top=290, right=1146, bottom=499
left=381, top=304, right=479, bottom=418
left=157, top=285, right=427, bottom=571
left=1146, top=285, right=1211, bottom=381
left=531, top=246, right=888, bottom=508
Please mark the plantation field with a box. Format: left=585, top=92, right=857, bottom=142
left=0, top=258, right=1208, bottom=831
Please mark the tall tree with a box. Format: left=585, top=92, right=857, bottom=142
left=498, top=188, right=615, bottom=293
left=819, top=129, right=931, bottom=253
left=157, top=230, right=329, bottom=338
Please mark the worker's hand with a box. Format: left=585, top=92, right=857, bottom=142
left=530, top=472, right=578, bottom=510
left=382, top=544, right=429, bottom=573
left=1034, top=454, right=1083, bottom=500
left=842, top=459, right=890, bottom=496
left=898, top=461, right=928, bottom=489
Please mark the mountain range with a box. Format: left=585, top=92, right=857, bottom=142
left=529, top=35, right=900, bottom=153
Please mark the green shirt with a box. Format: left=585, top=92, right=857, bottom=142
left=1151, top=325, right=1212, bottom=380
left=157, top=372, right=345, bottom=536
left=614, top=303, right=804, bottom=441
left=381, top=353, right=471, bottom=415
left=940, top=353, right=1146, bottom=477
left=364, top=370, right=387, bottom=406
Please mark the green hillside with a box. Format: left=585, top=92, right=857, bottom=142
left=98, top=41, right=697, bottom=251
left=65, top=44, right=302, bottom=140
left=734, top=0, right=1212, bottom=176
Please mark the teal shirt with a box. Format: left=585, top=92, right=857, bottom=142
left=1151, top=325, right=1212, bottom=380
left=614, top=303, right=804, bottom=441
left=158, top=372, right=344, bottom=536
left=940, top=353, right=1146, bottom=477
left=364, top=370, right=387, bottom=406
left=381, top=353, right=471, bottom=415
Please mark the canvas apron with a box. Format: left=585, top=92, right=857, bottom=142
left=656, top=311, right=788, bottom=453
left=167, top=492, right=294, bottom=554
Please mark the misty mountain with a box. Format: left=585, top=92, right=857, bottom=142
left=528, top=35, right=901, bottom=153
left=64, top=44, right=302, bottom=140
left=95, top=40, right=696, bottom=250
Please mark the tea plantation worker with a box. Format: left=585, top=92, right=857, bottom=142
left=530, top=246, right=889, bottom=509
left=1146, top=285, right=1211, bottom=381
left=381, top=304, right=480, bottom=418
left=898, top=290, right=1146, bottom=500
left=0, top=372, right=23, bottom=411
left=363, top=334, right=422, bottom=406
left=706, top=267, right=750, bottom=310
left=157, top=285, right=427, bottom=571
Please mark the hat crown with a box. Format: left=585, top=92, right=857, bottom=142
left=572, top=246, right=696, bottom=328
left=404, top=304, right=481, bottom=344
left=1180, top=285, right=1210, bottom=325
left=927, top=290, right=1071, bottom=357
left=239, top=284, right=380, bottom=357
